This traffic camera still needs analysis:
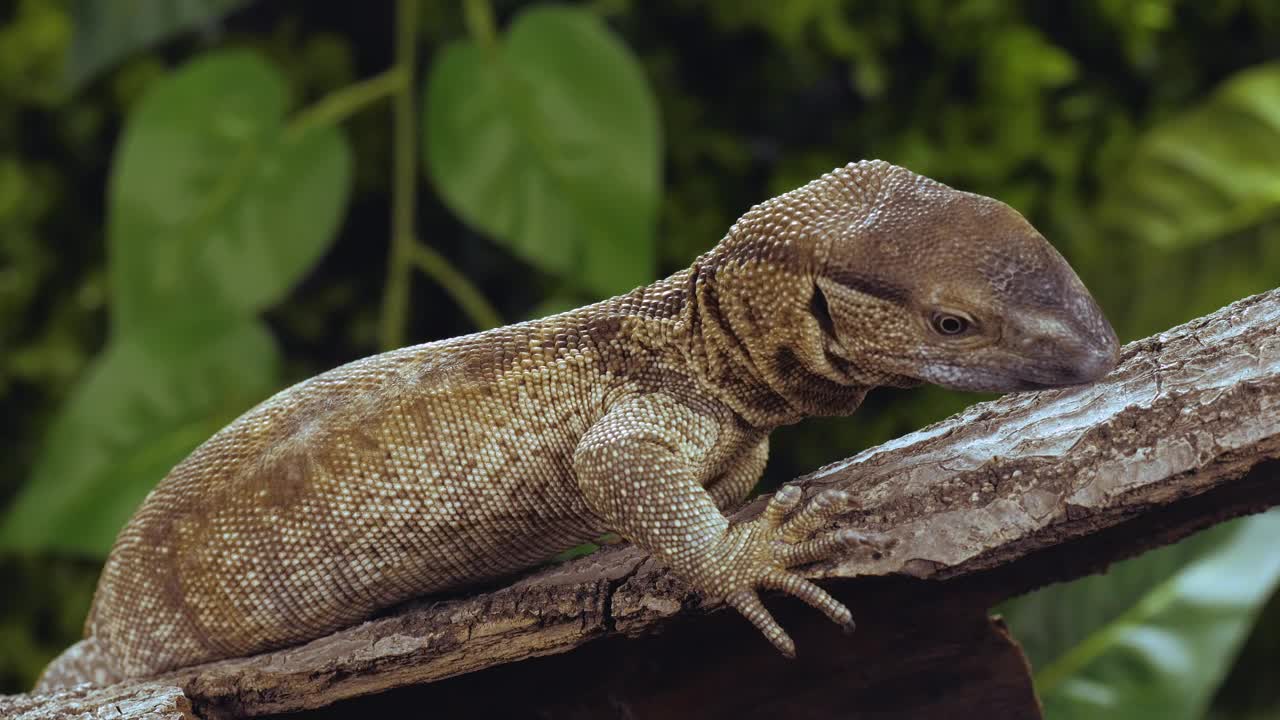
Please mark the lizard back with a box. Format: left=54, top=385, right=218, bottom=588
left=86, top=278, right=695, bottom=678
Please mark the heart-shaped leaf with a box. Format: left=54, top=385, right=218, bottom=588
left=109, top=49, right=351, bottom=352
left=424, top=6, right=660, bottom=297
left=1, top=50, right=351, bottom=556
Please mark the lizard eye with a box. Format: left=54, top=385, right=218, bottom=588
left=930, top=312, right=971, bottom=336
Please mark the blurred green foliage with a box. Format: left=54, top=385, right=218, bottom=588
left=1100, top=61, right=1280, bottom=249
left=62, top=0, right=255, bottom=92
left=0, top=1, right=1277, bottom=716
left=1003, top=510, right=1280, bottom=719
left=1, top=49, right=351, bottom=554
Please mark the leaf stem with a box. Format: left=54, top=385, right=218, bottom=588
left=1033, top=582, right=1178, bottom=694
left=463, top=0, right=500, bottom=53
left=408, top=242, right=502, bottom=330
left=288, top=67, right=405, bottom=136
left=377, top=0, right=504, bottom=347
left=379, top=0, right=421, bottom=351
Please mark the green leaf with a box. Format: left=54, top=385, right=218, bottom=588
left=1000, top=510, right=1280, bottom=720
left=63, top=0, right=255, bottom=93
left=1100, top=62, right=1280, bottom=249
left=109, top=50, right=352, bottom=351
left=424, top=6, right=661, bottom=297
left=0, top=49, right=349, bottom=556
left=0, top=322, right=279, bottom=555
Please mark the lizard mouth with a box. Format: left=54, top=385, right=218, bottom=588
left=919, top=361, right=1108, bottom=393
left=822, top=341, right=922, bottom=388
left=823, top=345, right=859, bottom=381
left=820, top=334, right=869, bottom=382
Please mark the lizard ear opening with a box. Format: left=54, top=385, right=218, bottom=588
left=809, top=284, right=837, bottom=338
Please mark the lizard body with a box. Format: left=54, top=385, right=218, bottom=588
left=37, top=161, right=1118, bottom=690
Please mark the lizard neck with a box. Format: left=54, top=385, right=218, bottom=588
left=680, top=251, right=872, bottom=430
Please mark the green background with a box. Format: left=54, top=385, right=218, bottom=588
left=1, top=1, right=1278, bottom=716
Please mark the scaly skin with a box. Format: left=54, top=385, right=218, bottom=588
left=37, top=160, right=1118, bottom=690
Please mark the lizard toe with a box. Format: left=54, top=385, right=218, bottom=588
left=726, top=588, right=796, bottom=658
left=762, top=485, right=803, bottom=529
left=779, top=488, right=850, bottom=542
left=761, top=569, right=855, bottom=633
left=777, top=528, right=897, bottom=567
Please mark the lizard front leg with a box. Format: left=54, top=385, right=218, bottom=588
left=707, top=437, right=768, bottom=511
left=574, top=394, right=888, bottom=656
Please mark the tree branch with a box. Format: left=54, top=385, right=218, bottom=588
left=5, top=288, right=1278, bottom=719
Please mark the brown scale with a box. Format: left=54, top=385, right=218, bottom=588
left=37, top=160, right=1119, bottom=690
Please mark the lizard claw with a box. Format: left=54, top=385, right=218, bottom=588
left=703, top=486, right=890, bottom=656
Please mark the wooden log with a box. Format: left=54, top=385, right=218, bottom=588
left=6, top=288, right=1278, bottom=719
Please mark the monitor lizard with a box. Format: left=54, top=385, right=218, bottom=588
left=37, top=160, right=1119, bottom=690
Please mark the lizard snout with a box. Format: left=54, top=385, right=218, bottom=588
left=1062, top=296, right=1121, bottom=384
left=1061, top=336, right=1119, bottom=385
left=1005, top=304, right=1119, bottom=387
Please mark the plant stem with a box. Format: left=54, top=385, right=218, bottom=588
left=408, top=242, right=503, bottom=330
left=1033, top=578, right=1179, bottom=694
left=463, top=0, right=499, bottom=53
left=377, top=0, right=505, bottom=347
left=288, top=67, right=405, bottom=136
left=379, top=0, right=420, bottom=351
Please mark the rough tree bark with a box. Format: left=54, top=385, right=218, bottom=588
left=5, top=288, right=1279, bottom=720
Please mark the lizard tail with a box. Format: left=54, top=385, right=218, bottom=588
left=34, top=637, right=123, bottom=692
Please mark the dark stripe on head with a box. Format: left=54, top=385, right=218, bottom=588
left=826, top=268, right=910, bottom=305
left=809, top=284, right=837, bottom=337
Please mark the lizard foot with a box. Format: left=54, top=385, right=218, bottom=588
left=713, top=486, right=893, bottom=657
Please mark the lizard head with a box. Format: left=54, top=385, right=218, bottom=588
left=808, top=161, right=1119, bottom=392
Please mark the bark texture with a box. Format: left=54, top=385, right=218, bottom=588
left=0, top=682, right=194, bottom=720
left=5, top=288, right=1279, bottom=720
